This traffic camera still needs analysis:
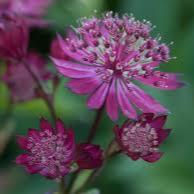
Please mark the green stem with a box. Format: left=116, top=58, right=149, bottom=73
left=60, top=177, right=67, bottom=194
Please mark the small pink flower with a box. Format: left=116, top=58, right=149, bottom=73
left=52, top=12, right=184, bottom=121
left=0, top=13, right=28, bottom=62
left=2, top=52, right=52, bottom=102
left=16, top=118, right=103, bottom=179
left=0, top=0, right=53, bottom=27
left=114, top=113, right=171, bottom=163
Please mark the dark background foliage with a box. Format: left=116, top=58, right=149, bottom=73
left=0, top=0, right=194, bottom=193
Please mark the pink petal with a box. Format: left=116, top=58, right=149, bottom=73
left=157, top=129, right=172, bottom=144
left=67, top=76, right=102, bottom=95
left=63, top=130, right=75, bottom=162
left=106, top=78, right=119, bottom=120
left=17, top=136, right=28, bottom=150
left=25, top=165, right=42, bottom=174
left=135, top=72, right=185, bottom=90
left=127, top=151, right=139, bottom=161
left=40, top=118, right=52, bottom=131
left=150, top=115, right=167, bottom=129
left=39, top=168, right=57, bottom=179
left=27, top=129, right=40, bottom=140
left=142, top=152, right=163, bottom=163
left=87, top=82, right=109, bottom=109
left=56, top=119, right=65, bottom=134
left=59, top=166, right=70, bottom=177
left=138, top=113, right=154, bottom=122
left=57, top=35, right=99, bottom=66
left=117, top=80, right=137, bottom=119
left=51, top=57, right=96, bottom=78
left=16, top=154, right=29, bottom=165
left=126, top=83, right=168, bottom=114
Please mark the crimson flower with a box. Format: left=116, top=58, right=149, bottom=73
left=52, top=12, right=184, bottom=121
left=114, top=113, right=171, bottom=163
left=0, top=0, right=53, bottom=27
left=16, top=118, right=103, bottom=179
left=2, top=52, right=52, bottom=102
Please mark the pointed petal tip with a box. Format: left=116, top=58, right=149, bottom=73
left=142, top=152, right=164, bottom=163
left=17, top=136, right=28, bottom=149
left=40, top=118, right=52, bottom=131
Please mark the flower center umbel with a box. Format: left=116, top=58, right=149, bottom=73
left=65, top=12, right=170, bottom=84
left=121, top=123, right=159, bottom=156
left=27, top=130, right=71, bottom=176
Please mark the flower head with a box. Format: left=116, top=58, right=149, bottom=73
left=0, top=0, right=53, bottom=27
left=114, top=113, right=171, bottom=162
left=52, top=12, right=184, bottom=121
left=16, top=118, right=103, bottom=179
left=2, top=52, right=52, bottom=102
left=0, top=13, right=28, bottom=62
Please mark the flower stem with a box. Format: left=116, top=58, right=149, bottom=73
left=87, top=107, right=104, bottom=143
left=22, top=60, right=57, bottom=122
left=66, top=170, right=80, bottom=194
left=67, top=108, right=104, bottom=193
left=60, top=177, right=67, bottom=194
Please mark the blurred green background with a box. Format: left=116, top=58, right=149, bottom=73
left=0, top=0, right=194, bottom=194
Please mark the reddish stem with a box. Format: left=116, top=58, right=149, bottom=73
left=87, top=107, right=104, bottom=143
left=22, top=60, right=57, bottom=122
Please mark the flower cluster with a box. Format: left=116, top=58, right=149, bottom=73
left=52, top=12, right=184, bottom=120
left=0, top=7, right=183, bottom=192
left=16, top=119, right=103, bottom=179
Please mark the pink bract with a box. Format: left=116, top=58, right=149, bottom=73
left=114, top=113, right=171, bottom=163
left=2, top=52, right=52, bottom=102
left=16, top=118, right=103, bottom=179
left=52, top=12, right=184, bottom=121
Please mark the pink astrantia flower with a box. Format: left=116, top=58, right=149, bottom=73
left=16, top=118, right=103, bottom=179
left=0, top=13, right=28, bottom=62
left=0, top=0, right=53, bottom=27
left=2, top=52, right=52, bottom=102
left=52, top=12, right=184, bottom=121
left=113, top=113, right=171, bottom=163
